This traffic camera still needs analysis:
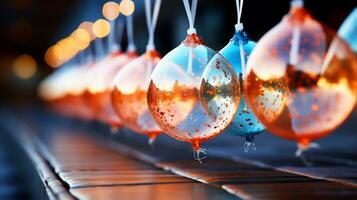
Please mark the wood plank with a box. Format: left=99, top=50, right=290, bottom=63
left=70, top=183, right=240, bottom=200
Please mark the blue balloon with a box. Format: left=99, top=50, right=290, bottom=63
left=339, top=7, right=357, bottom=53
left=220, top=30, right=265, bottom=151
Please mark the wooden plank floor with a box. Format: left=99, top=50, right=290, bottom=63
left=1, top=114, right=238, bottom=200
left=1, top=107, right=357, bottom=199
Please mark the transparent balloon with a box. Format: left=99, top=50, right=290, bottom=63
left=39, top=63, right=94, bottom=120
left=148, top=34, right=240, bottom=162
left=111, top=51, right=162, bottom=143
left=218, top=30, right=265, bottom=152
left=245, top=3, right=357, bottom=160
left=38, top=66, right=72, bottom=115
left=61, top=64, right=95, bottom=120
left=339, top=7, right=357, bottom=54
left=84, top=51, right=137, bottom=130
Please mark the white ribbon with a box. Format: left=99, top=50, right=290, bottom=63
left=94, top=38, right=105, bottom=60
left=235, top=0, right=247, bottom=78
left=183, top=0, right=198, bottom=34
left=145, top=0, right=162, bottom=51
left=235, top=0, right=244, bottom=31
left=108, top=20, right=124, bottom=53
left=291, top=0, right=304, bottom=8
left=126, top=15, right=136, bottom=52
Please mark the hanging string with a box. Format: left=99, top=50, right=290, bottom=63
left=289, top=26, right=301, bottom=65
left=295, top=142, right=319, bottom=166
left=145, top=0, right=152, bottom=41
left=235, top=0, right=247, bottom=78
left=116, top=21, right=124, bottom=51
left=235, top=0, right=244, bottom=31
left=145, top=0, right=162, bottom=51
left=108, top=20, right=116, bottom=53
left=239, top=39, right=246, bottom=78
left=108, top=20, right=124, bottom=53
left=182, top=0, right=199, bottom=75
left=126, top=15, right=136, bottom=52
left=190, top=0, right=198, bottom=28
left=291, top=0, right=304, bottom=8
left=183, top=0, right=198, bottom=34
left=94, top=38, right=105, bottom=61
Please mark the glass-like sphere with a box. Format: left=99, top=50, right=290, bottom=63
left=39, top=66, right=72, bottom=115
left=85, top=51, right=137, bottom=128
left=245, top=6, right=357, bottom=149
left=219, top=30, right=265, bottom=142
left=147, top=34, right=240, bottom=151
left=339, top=7, right=357, bottom=53
left=62, top=65, right=95, bottom=120
left=111, top=51, right=162, bottom=141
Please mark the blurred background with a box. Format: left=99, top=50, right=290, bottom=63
left=0, top=0, right=356, bottom=105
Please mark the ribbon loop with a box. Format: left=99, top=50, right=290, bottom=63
left=145, top=0, right=162, bottom=51
left=126, top=15, right=136, bottom=52
left=108, top=20, right=124, bottom=53
left=183, top=0, right=198, bottom=34
left=235, top=0, right=245, bottom=31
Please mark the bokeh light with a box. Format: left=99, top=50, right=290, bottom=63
left=45, top=45, right=63, bottom=68
left=119, top=0, right=135, bottom=16
left=103, top=1, right=120, bottom=21
left=93, top=19, right=111, bottom=38
left=79, top=21, right=96, bottom=41
left=56, top=37, right=79, bottom=61
left=12, top=54, right=37, bottom=79
left=72, top=28, right=90, bottom=50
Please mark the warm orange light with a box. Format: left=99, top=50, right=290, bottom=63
left=72, top=28, right=90, bottom=50
left=45, top=36, right=79, bottom=68
left=119, top=0, right=135, bottom=16
left=79, top=21, right=96, bottom=41
left=45, top=45, right=64, bottom=68
left=12, top=54, right=37, bottom=79
left=93, top=19, right=111, bottom=38
left=103, top=1, right=120, bottom=20
left=57, top=37, right=79, bottom=61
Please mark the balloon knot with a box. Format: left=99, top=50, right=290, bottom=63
left=193, top=148, right=207, bottom=164
left=233, top=30, right=249, bottom=45
left=295, top=142, right=319, bottom=166
left=244, top=141, right=256, bottom=153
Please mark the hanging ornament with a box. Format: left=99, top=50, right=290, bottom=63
left=72, top=40, right=107, bottom=121
left=111, top=0, right=162, bottom=143
left=39, top=44, right=96, bottom=120
left=211, top=0, right=265, bottom=152
left=39, top=64, right=74, bottom=116
left=338, top=7, right=357, bottom=54
left=85, top=18, right=138, bottom=131
left=63, top=49, right=98, bottom=121
left=147, top=0, right=240, bottom=162
left=43, top=61, right=94, bottom=120
left=244, top=0, right=357, bottom=163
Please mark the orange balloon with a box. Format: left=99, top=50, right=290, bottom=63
left=245, top=3, right=357, bottom=152
left=41, top=63, right=95, bottom=120
left=85, top=51, right=138, bottom=129
left=64, top=65, right=95, bottom=120
left=147, top=34, right=240, bottom=161
left=111, top=51, right=162, bottom=142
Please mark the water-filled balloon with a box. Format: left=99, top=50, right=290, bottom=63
left=148, top=33, right=240, bottom=161
left=85, top=51, right=137, bottom=129
left=245, top=0, right=357, bottom=156
left=112, top=51, right=162, bottom=142
left=219, top=29, right=265, bottom=152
